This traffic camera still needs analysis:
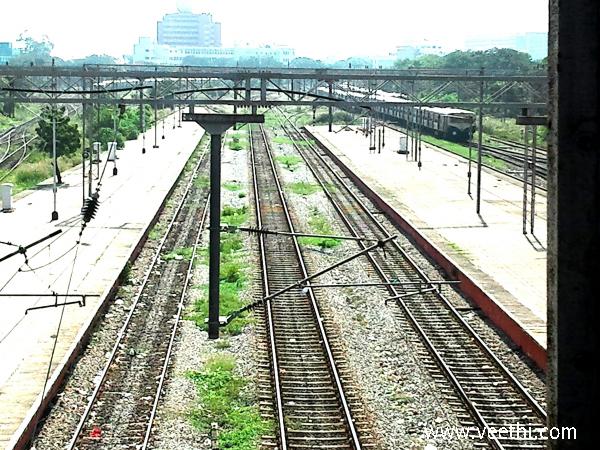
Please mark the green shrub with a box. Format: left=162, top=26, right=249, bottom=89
left=288, top=181, right=321, bottom=196
left=222, top=205, right=249, bottom=227
left=11, top=160, right=53, bottom=191
left=187, top=355, right=271, bottom=449
left=298, top=208, right=341, bottom=249
left=275, top=155, right=303, bottom=171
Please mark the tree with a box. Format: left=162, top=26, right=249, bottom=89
left=67, top=54, right=118, bottom=66
left=11, top=33, right=54, bottom=66
left=289, top=57, right=325, bottom=69
left=36, top=106, right=81, bottom=184
left=87, top=105, right=151, bottom=149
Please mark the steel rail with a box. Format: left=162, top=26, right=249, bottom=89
left=277, top=111, right=546, bottom=449
left=66, top=145, right=209, bottom=450
left=385, top=123, right=548, bottom=191
left=253, top=124, right=363, bottom=450
left=249, top=127, right=288, bottom=450
left=487, top=136, right=548, bottom=153
left=140, top=190, right=211, bottom=449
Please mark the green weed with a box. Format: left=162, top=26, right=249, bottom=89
left=288, top=181, right=321, bottom=196
left=189, top=210, right=251, bottom=335
left=163, top=247, right=194, bottom=261
left=298, top=208, right=341, bottom=249
left=195, top=175, right=210, bottom=188
left=275, top=155, right=303, bottom=172
left=223, top=182, right=243, bottom=191
left=222, top=205, right=249, bottom=227
left=187, top=355, right=271, bottom=450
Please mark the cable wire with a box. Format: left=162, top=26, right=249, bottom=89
left=19, top=243, right=78, bottom=273
left=32, top=242, right=81, bottom=440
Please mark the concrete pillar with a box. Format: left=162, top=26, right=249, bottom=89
left=181, top=113, right=265, bottom=340
left=208, top=133, right=222, bottom=340
left=107, top=142, right=117, bottom=162
left=1, top=183, right=13, bottom=211
left=548, top=0, right=599, bottom=447
left=93, top=142, right=101, bottom=163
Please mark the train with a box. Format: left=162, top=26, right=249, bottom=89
left=319, top=86, right=476, bottom=142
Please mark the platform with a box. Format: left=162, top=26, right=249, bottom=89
left=0, top=121, right=203, bottom=449
left=307, top=125, right=547, bottom=360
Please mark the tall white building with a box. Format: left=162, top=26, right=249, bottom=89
left=131, top=37, right=294, bottom=66
left=157, top=10, right=221, bottom=47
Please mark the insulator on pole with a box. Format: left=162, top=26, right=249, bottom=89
left=81, top=194, right=100, bottom=224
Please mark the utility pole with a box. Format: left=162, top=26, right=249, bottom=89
left=82, top=77, right=87, bottom=204
left=522, top=124, right=529, bottom=234
left=183, top=113, right=264, bottom=340
left=328, top=81, right=333, bottom=132
left=153, top=74, right=159, bottom=149
left=530, top=125, right=537, bottom=234
left=476, top=67, right=484, bottom=214
left=140, top=78, right=146, bottom=154
left=51, top=59, right=58, bottom=221
left=467, top=127, right=473, bottom=196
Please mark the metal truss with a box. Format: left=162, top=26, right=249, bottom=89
left=0, top=64, right=547, bottom=110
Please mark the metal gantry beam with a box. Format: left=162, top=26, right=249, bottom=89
left=0, top=64, right=547, bottom=110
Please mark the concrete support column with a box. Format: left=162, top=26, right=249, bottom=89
left=208, top=133, right=222, bottom=339
left=548, top=0, right=599, bottom=447
left=182, top=113, right=265, bottom=340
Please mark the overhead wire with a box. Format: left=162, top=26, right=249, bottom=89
left=32, top=242, right=81, bottom=439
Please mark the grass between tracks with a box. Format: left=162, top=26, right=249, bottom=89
left=189, top=205, right=252, bottom=335
left=187, top=354, right=271, bottom=450
left=298, top=207, right=341, bottom=249
left=271, top=135, right=315, bottom=147
left=275, top=155, right=303, bottom=171
left=228, top=132, right=248, bottom=151
left=288, top=181, right=321, bottom=196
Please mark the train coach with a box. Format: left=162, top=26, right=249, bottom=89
left=321, top=87, right=476, bottom=142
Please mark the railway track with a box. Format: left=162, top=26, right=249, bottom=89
left=250, top=125, right=372, bottom=450
left=480, top=144, right=548, bottom=180
left=65, top=146, right=210, bottom=450
left=277, top=112, right=547, bottom=450
left=385, top=123, right=547, bottom=189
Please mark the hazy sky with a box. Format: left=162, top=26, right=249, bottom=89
left=0, top=0, right=549, bottom=60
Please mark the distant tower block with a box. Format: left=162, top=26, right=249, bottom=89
left=158, top=2, right=221, bottom=47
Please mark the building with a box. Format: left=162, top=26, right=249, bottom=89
left=394, top=42, right=451, bottom=62
left=465, top=32, right=548, bottom=60
left=0, top=42, right=14, bottom=64
left=157, top=11, right=221, bottom=47
left=131, top=37, right=295, bottom=66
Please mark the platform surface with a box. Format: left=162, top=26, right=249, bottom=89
left=308, top=125, right=547, bottom=348
left=0, top=121, right=202, bottom=449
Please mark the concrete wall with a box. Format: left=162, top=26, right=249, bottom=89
left=548, top=0, right=599, bottom=447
